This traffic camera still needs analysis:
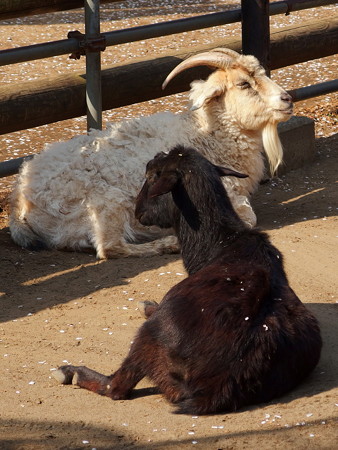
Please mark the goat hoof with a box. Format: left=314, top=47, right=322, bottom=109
left=138, top=300, right=159, bottom=319
left=52, top=365, right=76, bottom=385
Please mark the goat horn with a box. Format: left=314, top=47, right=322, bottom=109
left=162, top=47, right=240, bottom=89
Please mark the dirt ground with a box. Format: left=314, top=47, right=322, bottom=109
left=1, top=1, right=338, bottom=449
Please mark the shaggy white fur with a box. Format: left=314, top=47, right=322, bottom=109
left=9, top=49, right=293, bottom=258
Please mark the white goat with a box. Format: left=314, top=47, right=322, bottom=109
left=9, top=48, right=293, bottom=259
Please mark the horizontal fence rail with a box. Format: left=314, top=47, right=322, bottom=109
left=0, top=77, right=336, bottom=179
left=1, top=0, right=337, bottom=67
left=288, top=79, right=338, bottom=102
left=1, top=17, right=337, bottom=135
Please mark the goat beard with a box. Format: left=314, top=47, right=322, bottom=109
left=262, top=122, right=283, bottom=175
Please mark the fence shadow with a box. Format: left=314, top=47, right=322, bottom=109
left=0, top=226, right=180, bottom=322
left=1, top=411, right=337, bottom=450
left=253, top=133, right=337, bottom=230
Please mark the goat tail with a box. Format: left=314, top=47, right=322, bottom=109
left=9, top=215, right=48, bottom=251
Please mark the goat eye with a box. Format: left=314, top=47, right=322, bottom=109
left=238, top=81, right=251, bottom=89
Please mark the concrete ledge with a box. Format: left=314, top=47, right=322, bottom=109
left=276, top=115, right=316, bottom=176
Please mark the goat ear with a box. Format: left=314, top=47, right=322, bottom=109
left=216, top=166, right=248, bottom=179
left=190, top=85, right=223, bottom=111
left=149, top=173, right=178, bottom=197
left=189, top=72, right=226, bottom=110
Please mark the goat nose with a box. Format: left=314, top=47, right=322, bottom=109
left=281, top=92, right=292, bottom=104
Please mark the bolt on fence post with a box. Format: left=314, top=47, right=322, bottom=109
left=85, top=0, right=102, bottom=131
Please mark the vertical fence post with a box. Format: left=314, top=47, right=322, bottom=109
left=85, top=0, right=102, bottom=130
left=241, top=0, right=270, bottom=74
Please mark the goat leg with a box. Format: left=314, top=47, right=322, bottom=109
left=53, top=363, right=145, bottom=400
left=53, top=365, right=114, bottom=396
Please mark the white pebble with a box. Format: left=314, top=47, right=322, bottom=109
left=28, top=381, right=35, bottom=385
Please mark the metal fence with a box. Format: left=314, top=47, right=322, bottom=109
left=0, top=0, right=337, bottom=177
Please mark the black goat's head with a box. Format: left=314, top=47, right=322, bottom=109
left=135, top=146, right=247, bottom=229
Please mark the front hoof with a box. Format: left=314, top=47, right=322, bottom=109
left=52, top=365, right=77, bottom=385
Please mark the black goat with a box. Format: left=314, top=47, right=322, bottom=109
left=53, top=146, right=322, bottom=415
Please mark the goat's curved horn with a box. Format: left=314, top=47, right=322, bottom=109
left=162, top=48, right=240, bottom=89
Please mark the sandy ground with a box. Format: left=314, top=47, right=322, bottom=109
left=0, top=1, right=338, bottom=449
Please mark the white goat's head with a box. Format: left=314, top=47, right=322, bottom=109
left=163, top=48, right=293, bottom=174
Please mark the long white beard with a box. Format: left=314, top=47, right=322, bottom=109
left=262, top=122, right=284, bottom=175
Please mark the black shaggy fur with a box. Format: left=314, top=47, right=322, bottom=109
left=54, top=146, right=322, bottom=415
